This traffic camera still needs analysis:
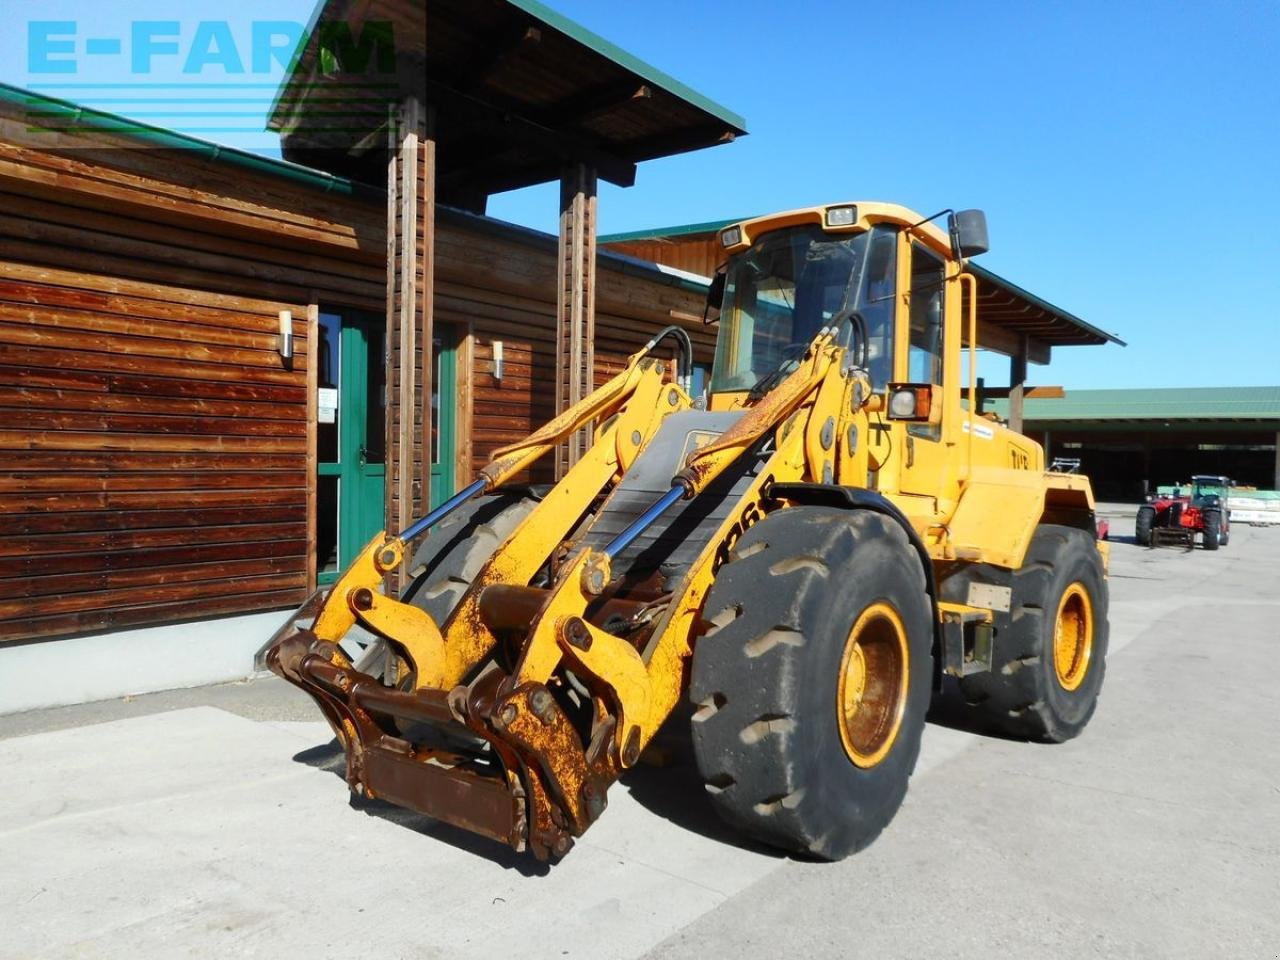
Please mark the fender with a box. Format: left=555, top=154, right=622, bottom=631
left=767, top=482, right=943, bottom=687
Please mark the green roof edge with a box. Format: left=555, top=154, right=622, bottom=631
left=989, top=386, right=1280, bottom=421
left=600, top=217, right=743, bottom=244
left=271, top=0, right=747, bottom=137
left=0, top=82, right=378, bottom=199
left=266, top=0, right=330, bottom=130
left=505, top=0, right=747, bottom=133
left=967, top=262, right=1126, bottom=347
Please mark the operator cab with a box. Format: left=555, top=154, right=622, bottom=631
left=1190, top=475, right=1232, bottom=508
left=702, top=202, right=1006, bottom=513
left=705, top=203, right=986, bottom=414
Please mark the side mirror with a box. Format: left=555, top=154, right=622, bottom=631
left=948, top=209, right=989, bottom=259
left=886, top=382, right=943, bottom=425
left=703, top=271, right=726, bottom=324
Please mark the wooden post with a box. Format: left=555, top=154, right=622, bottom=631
left=385, top=97, right=433, bottom=586
left=1008, top=333, right=1028, bottom=435
left=554, top=162, right=598, bottom=477
left=305, top=302, right=319, bottom=591
left=1273, top=431, right=1279, bottom=491
left=420, top=105, right=436, bottom=519
left=1142, top=431, right=1152, bottom=496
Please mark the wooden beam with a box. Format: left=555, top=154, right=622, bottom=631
left=383, top=108, right=399, bottom=548
left=555, top=163, right=598, bottom=476
left=968, top=319, right=1051, bottom=364
left=618, top=124, right=738, bottom=161
left=385, top=96, right=432, bottom=581
left=454, top=22, right=542, bottom=92
left=546, top=81, right=653, bottom=125
left=423, top=78, right=636, bottom=187
left=1008, top=333, right=1029, bottom=434
left=305, top=301, right=319, bottom=591
left=421, top=103, right=436, bottom=530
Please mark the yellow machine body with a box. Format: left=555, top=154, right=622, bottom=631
left=267, top=201, right=1108, bottom=860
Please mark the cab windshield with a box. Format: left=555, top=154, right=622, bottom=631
left=710, top=224, right=897, bottom=394
left=1191, top=478, right=1227, bottom=503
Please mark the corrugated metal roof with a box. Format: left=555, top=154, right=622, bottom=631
left=993, top=386, right=1280, bottom=422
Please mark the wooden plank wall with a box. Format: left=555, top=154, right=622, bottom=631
left=0, top=106, right=715, bottom=644
left=0, top=113, right=383, bottom=643
left=603, top=236, right=721, bottom=280
left=434, top=214, right=716, bottom=485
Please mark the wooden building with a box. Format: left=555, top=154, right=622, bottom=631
left=0, top=0, right=746, bottom=712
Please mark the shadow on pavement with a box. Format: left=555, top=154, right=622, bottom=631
left=290, top=722, right=785, bottom=868
left=291, top=739, right=551, bottom=876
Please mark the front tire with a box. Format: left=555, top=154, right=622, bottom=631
left=1202, top=511, right=1221, bottom=551
left=1135, top=505, right=1154, bottom=546
left=689, top=507, right=933, bottom=860
left=956, top=525, right=1108, bottom=742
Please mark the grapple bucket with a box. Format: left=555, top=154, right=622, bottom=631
left=267, top=621, right=612, bottom=860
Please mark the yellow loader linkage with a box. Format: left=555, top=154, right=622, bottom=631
left=268, top=202, right=1110, bottom=861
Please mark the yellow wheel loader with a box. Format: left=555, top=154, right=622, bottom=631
left=267, top=202, right=1109, bottom=860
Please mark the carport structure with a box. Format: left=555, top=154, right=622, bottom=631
left=270, top=0, right=747, bottom=530
left=601, top=218, right=1125, bottom=432
left=1000, top=387, right=1280, bottom=499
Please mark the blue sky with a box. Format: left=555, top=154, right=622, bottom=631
left=3, top=0, right=1278, bottom=389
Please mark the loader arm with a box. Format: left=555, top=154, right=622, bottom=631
left=300, top=346, right=662, bottom=658
left=267, top=328, right=869, bottom=860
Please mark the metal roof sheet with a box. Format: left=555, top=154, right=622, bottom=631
left=993, top=386, right=1280, bottom=422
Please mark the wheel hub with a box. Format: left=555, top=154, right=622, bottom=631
left=1053, top=583, right=1093, bottom=691
left=837, top=602, right=909, bottom=768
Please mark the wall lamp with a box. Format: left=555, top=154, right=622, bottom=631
left=278, top=310, right=294, bottom=361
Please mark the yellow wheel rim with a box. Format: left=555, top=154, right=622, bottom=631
left=1053, top=583, right=1094, bottom=692
left=837, top=602, right=909, bottom=768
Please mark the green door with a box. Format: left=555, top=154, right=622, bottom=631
left=316, top=310, right=386, bottom=586
left=315, top=314, right=457, bottom=585
left=429, top=329, right=457, bottom=509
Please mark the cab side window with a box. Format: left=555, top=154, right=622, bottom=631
left=908, top=245, right=945, bottom=385
left=907, top=245, right=946, bottom=441
left=859, top=226, right=897, bottom=390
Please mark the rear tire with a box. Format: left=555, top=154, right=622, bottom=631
left=1135, top=506, right=1154, bottom=546
left=956, top=525, right=1108, bottom=742
left=367, top=491, right=538, bottom=685
left=1202, top=511, right=1221, bottom=551
left=689, top=507, right=933, bottom=860
left=401, top=491, right=540, bottom=618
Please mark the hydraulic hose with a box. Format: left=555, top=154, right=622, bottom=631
left=642, top=325, right=695, bottom=393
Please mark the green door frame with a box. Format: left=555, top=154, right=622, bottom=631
left=429, top=328, right=458, bottom=509
left=318, top=311, right=386, bottom=586
left=316, top=316, right=457, bottom=585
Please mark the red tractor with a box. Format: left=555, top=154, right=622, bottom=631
left=1135, top=475, right=1231, bottom=550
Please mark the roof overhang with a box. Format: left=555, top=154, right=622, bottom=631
left=270, top=0, right=746, bottom=201
left=599, top=213, right=1124, bottom=361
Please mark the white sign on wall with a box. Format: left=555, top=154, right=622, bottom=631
left=318, top=387, right=338, bottom=424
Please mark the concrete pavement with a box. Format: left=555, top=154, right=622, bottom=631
left=2, top=514, right=1278, bottom=959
